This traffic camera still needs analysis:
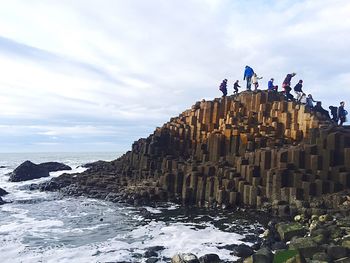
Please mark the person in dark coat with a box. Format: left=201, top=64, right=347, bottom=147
left=294, top=80, right=303, bottom=101
left=243, top=66, right=254, bottom=91
left=219, top=79, right=228, bottom=97
left=329, top=106, right=338, bottom=122
left=233, top=80, right=240, bottom=94
left=338, top=101, right=348, bottom=126
left=282, top=72, right=296, bottom=92
left=284, top=85, right=294, bottom=101
left=314, top=101, right=330, bottom=118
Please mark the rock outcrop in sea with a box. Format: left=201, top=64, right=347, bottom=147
left=42, top=90, right=350, bottom=215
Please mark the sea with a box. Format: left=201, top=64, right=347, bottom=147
left=0, top=152, right=264, bottom=263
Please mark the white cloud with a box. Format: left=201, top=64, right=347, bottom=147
left=0, top=0, right=349, bottom=152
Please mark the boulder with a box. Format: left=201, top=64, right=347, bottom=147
left=327, top=245, right=348, bottom=260
left=38, top=162, right=72, bottom=172
left=198, top=254, right=220, bottom=263
left=9, top=161, right=49, bottom=182
left=244, top=247, right=273, bottom=263
left=0, top=187, right=9, bottom=196
left=289, top=236, right=323, bottom=258
left=171, top=253, right=199, bottom=263
left=232, top=244, right=254, bottom=258
left=276, top=222, right=307, bottom=242
left=312, top=252, right=331, bottom=262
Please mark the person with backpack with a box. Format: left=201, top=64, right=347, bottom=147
left=284, top=85, right=294, bottom=101
left=233, top=80, right=240, bottom=94
left=294, top=80, right=304, bottom=102
left=338, top=101, right=348, bottom=126
left=219, top=79, right=228, bottom=97
left=243, top=65, right=254, bottom=91
left=329, top=106, right=339, bottom=122
left=268, top=78, right=278, bottom=91
left=251, top=73, right=263, bottom=91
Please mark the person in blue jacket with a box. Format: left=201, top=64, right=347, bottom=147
left=243, top=65, right=254, bottom=91
left=268, top=78, right=278, bottom=91
left=338, top=101, right=348, bottom=126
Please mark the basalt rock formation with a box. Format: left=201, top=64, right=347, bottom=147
left=42, top=90, right=350, bottom=215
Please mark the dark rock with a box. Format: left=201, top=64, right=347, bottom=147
left=198, top=254, right=220, bottom=263
left=249, top=247, right=273, bottom=263
left=276, top=222, right=306, bottom=242
left=144, top=250, right=158, bottom=258
left=312, top=252, right=331, bottom=262
left=271, top=241, right=287, bottom=250
left=231, top=244, right=254, bottom=258
left=38, top=162, right=72, bottom=172
left=289, top=236, right=323, bottom=258
left=145, top=258, right=158, bottom=263
left=9, top=161, right=49, bottom=182
left=0, top=166, right=6, bottom=168
left=0, top=196, right=5, bottom=205
left=327, top=245, right=348, bottom=260
left=0, top=187, right=9, bottom=196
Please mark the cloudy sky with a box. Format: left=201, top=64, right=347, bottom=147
left=0, top=0, right=349, bottom=152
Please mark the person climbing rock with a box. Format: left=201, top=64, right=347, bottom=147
left=294, top=80, right=304, bottom=102
left=233, top=80, right=240, bottom=94
left=251, top=73, right=263, bottom=91
left=306, top=94, right=317, bottom=108
left=243, top=65, right=254, bottom=91
left=284, top=85, right=294, bottom=101
left=282, top=72, right=296, bottom=92
left=268, top=78, right=278, bottom=91
left=219, top=79, right=228, bottom=97
left=314, top=101, right=330, bottom=118
left=338, top=101, right=348, bottom=126
left=299, top=93, right=307, bottom=104
left=329, top=106, right=338, bottom=122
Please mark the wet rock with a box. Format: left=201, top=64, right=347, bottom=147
left=0, top=187, right=9, bottom=196
left=0, top=196, right=5, bottom=205
left=8, top=161, right=49, bottom=182
left=231, top=244, right=254, bottom=258
left=276, top=222, right=306, bottom=242
left=271, top=241, right=287, bottom=250
left=38, top=162, right=71, bottom=172
left=145, top=258, right=159, bottom=263
left=312, top=252, right=331, bottom=262
left=245, top=247, right=273, bottom=263
left=171, top=253, right=199, bottom=263
left=198, top=253, right=220, bottom=263
left=289, top=236, right=323, bottom=258
left=327, top=245, right=348, bottom=260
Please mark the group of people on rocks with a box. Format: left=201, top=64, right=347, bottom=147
left=218, top=65, right=348, bottom=126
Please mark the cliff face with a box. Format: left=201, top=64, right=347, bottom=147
left=44, top=90, right=350, bottom=214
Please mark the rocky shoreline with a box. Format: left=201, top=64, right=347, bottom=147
left=11, top=90, right=350, bottom=262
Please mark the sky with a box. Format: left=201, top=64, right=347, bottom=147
left=0, top=0, right=349, bottom=153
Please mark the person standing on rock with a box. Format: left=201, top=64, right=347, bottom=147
left=294, top=80, right=304, bottom=102
left=251, top=73, right=263, bottom=91
left=338, top=101, right=348, bottom=126
left=306, top=94, right=317, bottom=108
left=268, top=78, right=278, bottom=91
left=219, top=79, right=228, bottom=97
left=329, top=106, right=339, bottom=123
left=243, top=65, right=254, bottom=91
left=233, top=80, right=240, bottom=94
left=282, top=72, right=296, bottom=92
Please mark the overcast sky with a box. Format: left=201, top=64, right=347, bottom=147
left=0, top=0, right=349, bottom=152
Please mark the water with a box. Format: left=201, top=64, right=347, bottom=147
left=0, top=152, right=263, bottom=263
